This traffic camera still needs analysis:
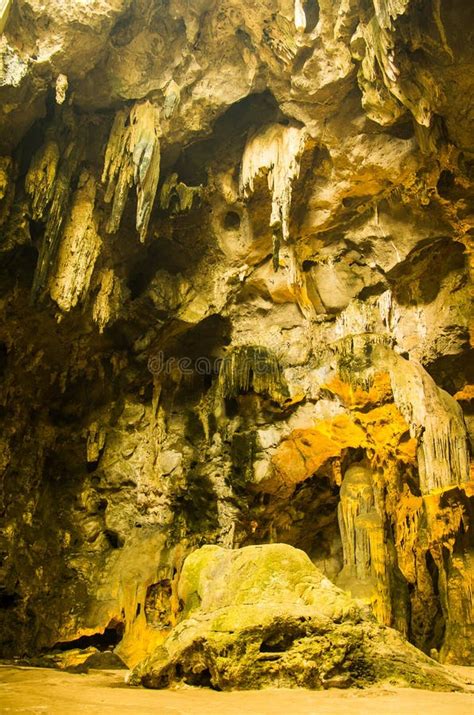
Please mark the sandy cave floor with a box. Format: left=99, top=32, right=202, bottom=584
left=1, top=666, right=474, bottom=715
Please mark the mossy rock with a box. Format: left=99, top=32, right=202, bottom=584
left=129, top=544, right=469, bottom=692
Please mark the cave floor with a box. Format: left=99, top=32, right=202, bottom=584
left=1, top=666, right=474, bottom=715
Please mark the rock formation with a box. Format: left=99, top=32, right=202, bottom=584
left=129, top=543, right=468, bottom=690
left=0, top=0, right=472, bottom=685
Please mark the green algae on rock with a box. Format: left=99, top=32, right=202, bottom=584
left=129, top=544, right=469, bottom=692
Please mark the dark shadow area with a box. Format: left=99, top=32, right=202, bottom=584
left=388, top=237, right=466, bottom=305
left=53, top=621, right=124, bottom=652
left=168, top=90, right=284, bottom=185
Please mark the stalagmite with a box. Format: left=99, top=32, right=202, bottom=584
left=338, top=464, right=376, bottom=575
left=102, top=101, right=161, bottom=242
left=338, top=464, right=391, bottom=624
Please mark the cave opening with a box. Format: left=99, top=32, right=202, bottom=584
left=244, top=471, right=343, bottom=581
left=260, top=631, right=297, bottom=653
left=104, top=529, right=125, bottom=549
left=53, top=622, right=124, bottom=653
left=424, top=550, right=446, bottom=653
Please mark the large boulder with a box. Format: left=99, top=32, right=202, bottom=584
left=129, top=544, right=468, bottom=691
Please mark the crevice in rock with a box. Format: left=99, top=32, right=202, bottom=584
left=53, top=622, right=124, bottom=653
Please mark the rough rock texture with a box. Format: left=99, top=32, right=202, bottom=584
left=129, top=544, right=469, bottom=691
left=0, top=0, right=473, bottom=679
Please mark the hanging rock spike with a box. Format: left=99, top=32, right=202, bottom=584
left=102, top=100, right=161, bottom=242
left=217, top=345, right=289, bottom=404
left=240, top=123, right=306, bottom=268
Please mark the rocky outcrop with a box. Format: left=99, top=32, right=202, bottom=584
left=129, top=544, right=469, bottom=691
left=0, top=0, right=472, bottom=679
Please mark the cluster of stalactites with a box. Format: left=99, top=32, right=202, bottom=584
left=25, top=133, right=84, bottom=300
left=217, top=345, right=289, bottom=403
left=331, top=332, right=391, bottom=391
left=351, top=0, right=451, bottom=129
left=240, top=123, right=306, bottom=269
left=159, top=173, right=202, bottom=214
left=102, top=100, right=161, bottom=242
left=384, top=350, right=470, bottom=495
left=325, top=300, right=393, bottom=389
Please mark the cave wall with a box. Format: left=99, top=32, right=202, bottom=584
left=0, top=0, right=473, bottom=667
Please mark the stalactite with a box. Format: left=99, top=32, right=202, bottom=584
left=92, top=268, right=122, bottom=333
left=25, top=140, right=60, bottom=221
left=159, top=173, right=202, bottom=213
left=332, top=333, right=390, bottom=391
left=383, top=350, right=470, bottom=494
left=371, top=0, right=411, bottom=31
left=322, top=301, right=392, bottom=389
left=55, top=74, right=69, bottom=105
left=0, top=0, right=12, bottom=34
left=26, top=134, right=84, bottom=301
left=294, top=0, right=306, bottom=31
left=334, top=300, right=380, bottom=339
left=49, top=171, right=101, bottom=313
left=240, top=123, right=306, bottom=268
left=102, top=100, right=161, bottom=242
left=217, top=345, right=289, bottom=403
left=86, top=422, right=106, bottom=464
left=353, top=0, right=445, bottom=128
left=391, top=485, right=423, bottom=584
left=262, top=14, right=299, bottom=65
left=377, top=289, right=393, bottom=330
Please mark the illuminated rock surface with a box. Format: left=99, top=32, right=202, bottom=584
left=0, top=0, right=472, bottom=686
left=129, top=543, right=469, bottom=691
